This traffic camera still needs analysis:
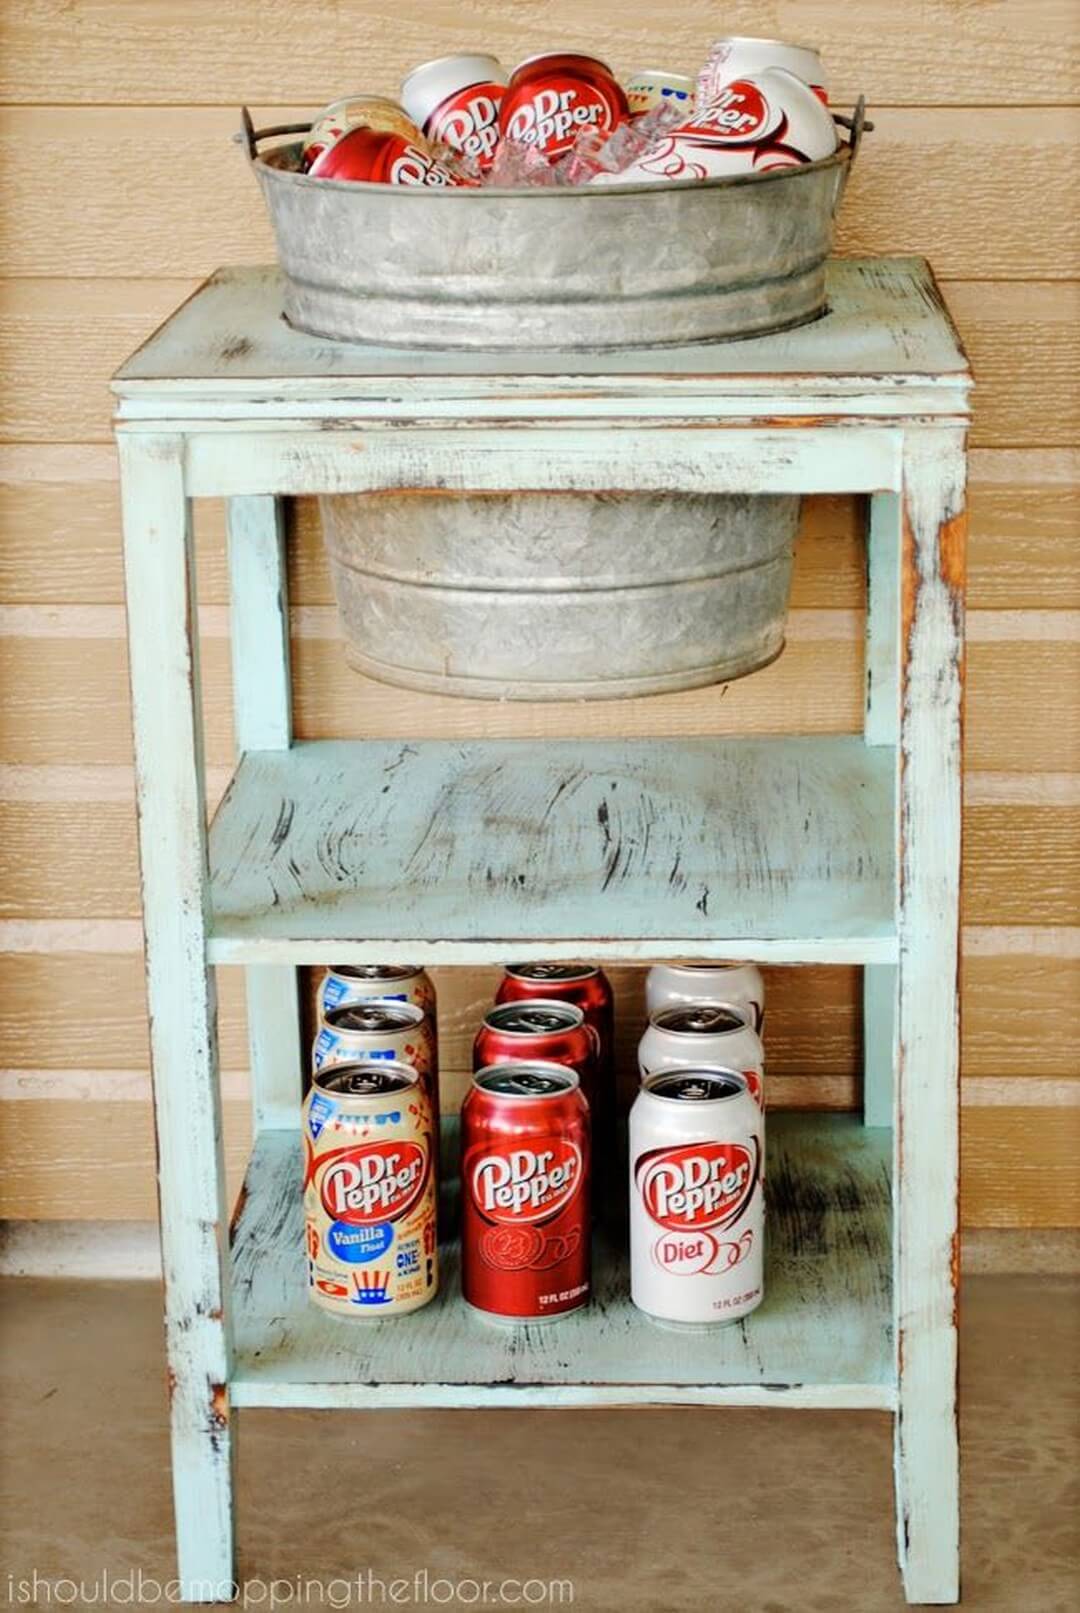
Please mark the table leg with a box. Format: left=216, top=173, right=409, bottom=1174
left=893, top=428, right=967, bottom=1604
left=119, top=435, right=235, bottom=1601
left=226, top=495, right=302, bottom=1130
left=864, top=489, right=901, bottom=1127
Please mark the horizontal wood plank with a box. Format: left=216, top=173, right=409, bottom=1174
left=4, top=462, right=1078, bottom=610
left=0, top=1095, right=252, bottom=1219
left=0, top=0, right=1074, bottom=105
left=4, top=796, right=1075, bottom=925
left=2, top=632, right=1077, bottom=771
left=2, top=107, right=1074, bottom=281
left=4, top=1094, right=1074, bottom=1225
left=3, top=956, right=1078, bottom=1081
left=962, top=806, right=1080, bottom=927
left=205, top=737, right=898, bottom=960
left=960, top=1107, right=1080, bottom=1227
left=0, top=278, right=1062, bottom=447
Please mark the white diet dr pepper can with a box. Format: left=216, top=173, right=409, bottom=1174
left=630, top=1068, right=764, bottom=1326
left=645, top=961, right=765, bottom=1033
left=639, top=1002, right=765, bottom=1109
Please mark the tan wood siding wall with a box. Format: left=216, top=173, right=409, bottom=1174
left=1, top=2, right=1078, bottom=1226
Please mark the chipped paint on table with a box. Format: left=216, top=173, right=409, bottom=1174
left=113, top=255, right=969, bottom=1605
left=230, top=1116, right=894, bottom=1410
left=206, top=736, right=897, bottom=964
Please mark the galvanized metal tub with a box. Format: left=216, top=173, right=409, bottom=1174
left=319, top=490, right=800, bottom=700
left=241, top=104, right=867, bottom=350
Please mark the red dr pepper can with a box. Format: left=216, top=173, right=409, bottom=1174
left=474, top=999, right=598, bottom=1098
left=496, top=965, right=614, bottom=1188
left=499, top=52, right=630, bottom=160
left=401, top=52, right=508, bottom=171
left=308, top=126, right=473, bottom=186
left=461, top=1062, right=590, bottom=1322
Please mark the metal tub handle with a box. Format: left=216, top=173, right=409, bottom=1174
left=236, top=106, right=311, bottom=168
left=831, top=97, right=872, bottom=214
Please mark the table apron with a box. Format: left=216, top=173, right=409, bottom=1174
left=164, top=424, right=913, bottom=498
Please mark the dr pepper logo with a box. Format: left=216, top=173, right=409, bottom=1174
left=317, top=1140, right=428, bottom=1225
left=681, top=81, right=775, bottom=143
left=470, top=1139, right=582, bottom=1224
left=636, top=1140, right=759, bottom=1232
left=430, top=86, right=503, bottom=165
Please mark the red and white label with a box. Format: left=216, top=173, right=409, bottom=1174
left=682, top=81, right=777, bottom=143
left=504, top=82, right=619, bottom=155
left=318, top=1140, right=428, bottom=1224
left=470, top=1139, right=583, bottom=1224
left=651, top=1225, right=755, bottom=1275
left=636, top=1141, right=758, bottom=1232
left=388, top=142, right=463, bottom=187
left=429, top=83, right=504, bottom=166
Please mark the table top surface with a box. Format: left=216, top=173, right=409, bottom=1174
left=112, top=256, right=971, bottom=422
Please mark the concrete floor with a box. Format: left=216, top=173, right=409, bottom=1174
left=1, top=1276, right=1077, bottom=1611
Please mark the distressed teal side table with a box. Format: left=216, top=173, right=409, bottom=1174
left=112, top=256, right=971, bottom=1606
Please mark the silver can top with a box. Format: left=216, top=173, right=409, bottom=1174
left=505, top=962, right=598, bottom=983
left=325, top=1001, right=423, bottom=1034
left=484, top=1000, right=583, bottom=1036
left=474, top=1062, right=580, bottom=1099
left=651, top=1003, right=749, bottom=1037
left=643, top=1068, right=749, bottom=1103
left=328, top=964, right=420, bottom=982
left=315, top=1060, right=419, bottom=1097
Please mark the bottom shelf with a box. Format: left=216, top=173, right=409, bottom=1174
left=229, top=1112, right=895, bottom=1411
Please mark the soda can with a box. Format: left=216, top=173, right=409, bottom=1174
left=313, top=1000, right=438, bottom=1123
left=303, top=1060, right=438, bottom=1318
left=461, top=1061, right=590, bottom=1323
left=319, top=964, right=437, bottom=1073
left=307, top=125, right=474, bottom=186
left=474, top=999, right=598, bottom=1101
left=645, top=961, right=765, bottom=1033
left=301, top=94, right=424, bottom=170
left=624, top=69, right=696, bottom=118
left=499, top=51, right=630, bottom=160
left=402, top=53, right=508, bottom=171
left=639, top=1002, right=765, bottom=1110
left=699, top=36, right=830, bottom=105
left=600, top=69, right=836, bottom=185
left=495, top=965, right=614, bottom=1180
left=630, top=1067, right=763, bottom=1327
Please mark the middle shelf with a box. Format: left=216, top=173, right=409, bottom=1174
left=207, top=735, right=897, bottom=965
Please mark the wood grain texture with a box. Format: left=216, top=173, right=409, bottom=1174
left=5, top=1094, right=1072, bottom=1227
left=892, top=427, right=965, bottom=1601
left=0, top=1096, right=252, bottom=1219
left=960, top=1107, right=1080, bottom=1228
left=4, top=798, right=1075, bottom=927
left=963, top=806, right=1080, bottom=926
left=3, top=955, right=1078, bottom=1084
left=230, top=1116, right=895, bottom=1407
left=0, top=953, right=250, bottom=1071
left=2, top=274, right=1054, bottom=445
left=113, top=261, right=968, bottom=401
left=1, top=0, right=1075, bottom=105
left=3, top=107, right=1073, bottom=281
left=205, top=737, right=897, bottom=961
left=5, top=470, right=1079, bottom=610
left=2, top=0, right=1077, bottom=1257
left=5, top=632, right=1077, bottom=772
